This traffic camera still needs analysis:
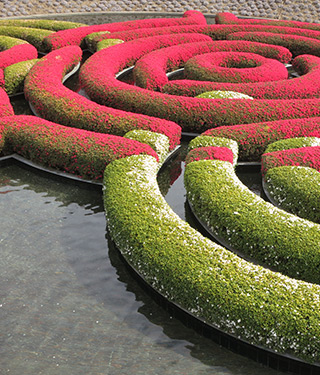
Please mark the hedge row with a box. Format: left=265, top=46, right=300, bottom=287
left=264, top=166, right=320, bottom=223
left=4, top=59, right=39, bottom=95
left=43, top=10, right=207, bottom=51
left=227, top=31, right=320, bottom=58
left=261, top=146, right=320, bottom=175
left=202, top=117, right=320, bottom=161
left=24, top=45, right=181, bottom=150
left=105, top=23, right=320, bottom=45
left=0, top=42, right=37, bottom=69
left=103, top=151, right=320, bottom=363
left=264, top=136, right=320, bottom=153
left=0, top=87, right=14, bottom=116
left=184, top=144, right=320, bottom=284
left=0, top=26, right=53, bottom=51
left=0, top=19, right=86, bottom=31
left=215, top=12, right=320, bottom=31
left=0, top=115, right=158, bottom=180
left=132, top=40, right=291, bottom=91
left=183, top=51, right=288, bottom=83
left=164, top=54, right=320, bottom=99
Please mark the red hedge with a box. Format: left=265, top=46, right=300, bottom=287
left=203, top=117, right=320, bottom=161
left=0, top=87, right=14, bottom=117
left=227, top=31, right=320, bottom=58
left=261, top=146, right=320, bottom=176
left=0, top=43, right=38, bottom=69
left=185, top=146, right=234, bottom=165
left=43, top=10, right=207, bottom=51
left=24, top=45, right=181, bottom=150
left=215, top=12, right=320, bottom=32
left=0, top=115, right=158, bottom=179
left=132, top=40, right=291, bottom=91
left=164, top=54, right=320, bottom=99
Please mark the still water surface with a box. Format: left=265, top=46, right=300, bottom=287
left=0, top=157, right=284, bottom=375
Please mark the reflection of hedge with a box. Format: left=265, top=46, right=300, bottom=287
left=165, top=54, right=320, bottom=99
left=264, top=166, right=320, bottom=223
left=184, top=155, right=320, bottom=284
left=0, top=115, right=158, bottom=180
left=43, top=10, right=207, bottom=51
left=103, top=152, right=320, bottom=363
left=24, top=46, right=181, bottom=150
left=203, top=117, right=320, bottom=161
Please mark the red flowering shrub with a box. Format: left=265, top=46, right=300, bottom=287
left=203, top=117, right=320, bottom=161
left=227, top=31, right=320, bottom=58
left=0, top=43, right=37, bottom=69
left=0, top=87, right=14, bottom=117
left=215, top=12, right=320, bottom=32
left=164, top=54, right=320, bottom=99
left=185, top=146, right=234, bottom=165
left=0, top=115, right=158, bottom=179
left=24, top=46, right=181, bottom=150
left=132, top=39, right=291, bottom=91
left=183, top=51, right=288, bottom=83
left=43, top=10, right=207, bottom=51
left=261, top=146, right=320, bottom=176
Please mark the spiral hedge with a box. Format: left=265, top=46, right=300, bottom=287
left=1, top=10, right=320, bottom=369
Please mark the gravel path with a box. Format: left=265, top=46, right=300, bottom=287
left=0, top=0, right=319, bottom=23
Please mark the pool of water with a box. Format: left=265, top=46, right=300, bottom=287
left=0, top=156, right=285, bottom=375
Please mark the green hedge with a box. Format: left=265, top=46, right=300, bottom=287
left=264, top=137, right=320, bottom=153
left=0, top=26, right=53, bottom=51
left=264, top=166, right=320, bottom=223
left=4, top=59, right=38, bottom=95
left=184, top=157, right=320, bottom=284
left=103, top=152, right=320, bottom=363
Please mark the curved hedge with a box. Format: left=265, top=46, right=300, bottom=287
left=0, top=115, right=158, bottom=180
left=0, top=42, right=37, bottom=69
left=203, top=117, right=320, bottom=161
left=0, top=26, right=53, bottom=51
left=261, top=146, right=320, bottom=176
left=103, top=151, right=320, bottom=363
left=184, top=148, right=320, bottom=284
left=215, top=12, right=320, bottom=31
left=0, top=19, right=86, bottom=31
left=43, top=10, right=207, bottom=51
left=24, top=45, right=181, bottom=150
left=4, top=59, right=38, bottom=95
left=132, top=40, right=291, bottom=91
left=165, top=54, right=320, bottom=99
left=0, top=87, right=14, bottom=116
left=264, top=166, right=320, bottom=223
left=227, top=31, right=320, bottom=58
left=183, top=51, right=288, bottom=83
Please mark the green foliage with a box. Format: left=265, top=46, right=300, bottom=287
left=188, top=135, right=238, bottom=165
left=265, top=137, right=320, bottom=153
left=4, top=59, right=38, bottom=95
left=184, top=158, right=320, bottom=284
left=124, top=129, right=170, bottom=164
left=265, top=166, right=320, bottom=223
left=103, top=153, right=320, bottom=363
left=97, top=38, right=124, bottom=51
left=84, top=31, right=110, bottom=52
left=196, top=90, right=253, bottom=99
